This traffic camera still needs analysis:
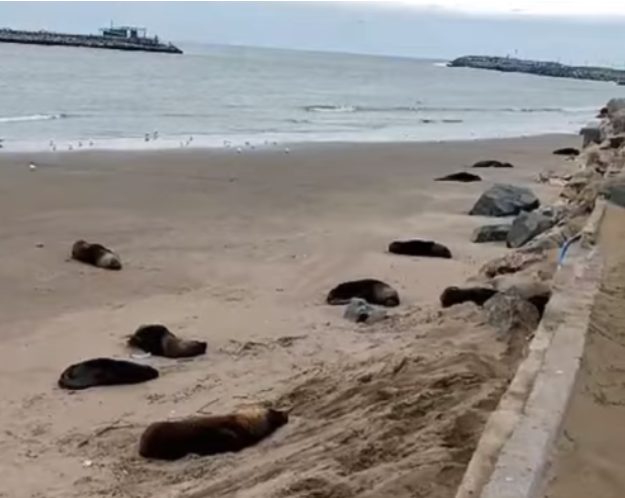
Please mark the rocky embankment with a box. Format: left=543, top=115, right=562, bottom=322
left=449, top=56, right=625, bottom=83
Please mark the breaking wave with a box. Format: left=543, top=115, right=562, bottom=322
left=0, top=113, right=68, bottom=124
left=303, top=104, right=596, bottom=114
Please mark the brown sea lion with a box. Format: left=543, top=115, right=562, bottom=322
left=472, top=160, right=514, bottom=168
left=326, top=279, right=399, bottom=307
left=128, top=325, right=207, bottom=358
left=71, top=240, right=122, bottom=270
left=440, top=286, right=498, bottom=308
left=388, top=240, right=452, bottom=259
left=58, top=358, right=159, bottom=390
left=553, top=147, right=580, bottom=157
left=435, top=172, right=482, bottom=182
left=139, top=407, right=289, bottom=460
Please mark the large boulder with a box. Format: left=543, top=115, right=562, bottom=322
left=469, top=184, right=539, bottom=217
left=606, top=98, right=625, bottom=117
left=520, top=216, right=587, bottom=254
left=479, top=251, right=546, bottom=279
left=471, top=224, right=511, bottom=243
left=483, top=290, right=540, bottom=339
left=493, top=276, right=552, bottom=317
left=579, top=123, right=604, bottom=148
left=506, top=211, right=555, bottom=248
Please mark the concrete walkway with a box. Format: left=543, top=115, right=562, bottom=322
left=543, top=202, right=625, bottom=498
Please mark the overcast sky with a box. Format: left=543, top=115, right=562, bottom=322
left=2, top=1, right=625, bottom=65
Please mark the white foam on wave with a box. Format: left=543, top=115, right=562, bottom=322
left=0, top=113, right=67, bottom=124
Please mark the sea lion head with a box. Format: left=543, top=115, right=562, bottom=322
left=235, top=406, right=289, bottom=437
left=431, top=243, right=452, bottom=259
left=440, top=286, right=461, bottom=308
left=97, top=251, right=122, bottom=270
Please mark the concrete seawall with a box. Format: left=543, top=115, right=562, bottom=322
left=455, top=199, right=606, bottom=498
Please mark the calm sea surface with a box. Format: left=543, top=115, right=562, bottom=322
left=0, top=42, right=622, bottom=151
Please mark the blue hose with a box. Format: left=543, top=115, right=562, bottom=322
left=558, top=233, right=582, bottom=265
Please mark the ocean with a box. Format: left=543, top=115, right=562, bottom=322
left=0, top=42, right=622, bottom=151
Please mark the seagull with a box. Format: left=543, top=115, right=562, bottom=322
left=78, top=141, right=83, bottom=148
left=153, top=131, right=159, bottom=140
left=29, top=162, right=37, bottom=171
left=144, top=133, right=150, bottom=142
left=89, top=140, right=94, bottom=147
left=284, top=147, right=290, bottom=154
left=236, top=147, right=243, bottom=154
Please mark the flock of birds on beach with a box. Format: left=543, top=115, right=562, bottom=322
left=26, top=133, right=292, bottom=155
left=18, top=133, right=293, bottom=172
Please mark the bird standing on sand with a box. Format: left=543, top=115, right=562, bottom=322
left=29, top=162, right=37, bottom=171
left=153, top=131, right=159, bottom=140
left=236, top=147, right=243, bottom=154
left=144, top=133, right=151, bottom=142
left=284, top=147, right=290, bottom=154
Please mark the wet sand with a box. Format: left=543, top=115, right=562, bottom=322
left=544, top=202, right=625, bottom=498
left=0, top=136, right=575, bottom=498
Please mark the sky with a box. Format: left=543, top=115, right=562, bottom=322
left=1, top=1, right=625, bottom=65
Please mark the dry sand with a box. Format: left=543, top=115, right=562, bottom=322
left=0, top=136, right=575, bottom=498
left=544, top=202, right=625, bottom=498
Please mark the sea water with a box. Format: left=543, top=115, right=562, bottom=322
left=0, top=42, right=622, bottom=151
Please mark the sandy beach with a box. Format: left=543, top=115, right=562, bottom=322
left=0, top=135, right=576, bottom=498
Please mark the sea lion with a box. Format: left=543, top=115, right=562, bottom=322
left=440, top=286, right=498, bottom=308
left=139, top=407, right=289, bottom=460
left=472, top=160, right=514, bottom=168
left=128, top=324, right=207, bottom=358
left=58, top=358, right=159, bottom=390
left=388, top=240, right=452, bottom=259
left=553, top=147, right=580, bottom=156
left=326, top=279, right=399, bottom=307
left=434, top=172, right=482, bottom=182
left=71, top=240, right=122, bottom=270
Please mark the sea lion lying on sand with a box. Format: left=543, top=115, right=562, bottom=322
left=139, top=407, right=289, bottom=460
left=388, top=240, right=452, bottom=259
left=58, top=358, right=158, bottom=390
left=553, top=147, right=580, bottom=157
left=435, top=172, right=482, bottom=182
left=128, top=324, right=207, bottom=358
left=440, top=286, right=498, bottom=308
left=326, top=279, right=399, bottom=307
left=472, top=160, right=513, bottom=168
left=71, top=240, right=122, bottom=270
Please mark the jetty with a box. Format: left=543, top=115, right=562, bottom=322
left=0, top=26, right=182, bottom=54
left=449, top=55, right=625, bottom=83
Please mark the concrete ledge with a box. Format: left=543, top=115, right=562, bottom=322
left=455, top=200, right=606, bottom=498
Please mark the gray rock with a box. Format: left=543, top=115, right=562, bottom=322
left=471, top=224, right=511, bottom=243
left=607, top=98, right=625, bottom=116
left=343, top=298, right=387, bottom=325
left=484, top=290, right=540, bottom=338
left=493, top=276, right=552, bottom=317
left=469, top=184, right=540, bottom=217
left=506, top=211, right=555, bottom=248
left=579, top=124, right=603, bottom=148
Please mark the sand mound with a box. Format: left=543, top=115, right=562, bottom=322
left=66, top=304, right=524, bottom=498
